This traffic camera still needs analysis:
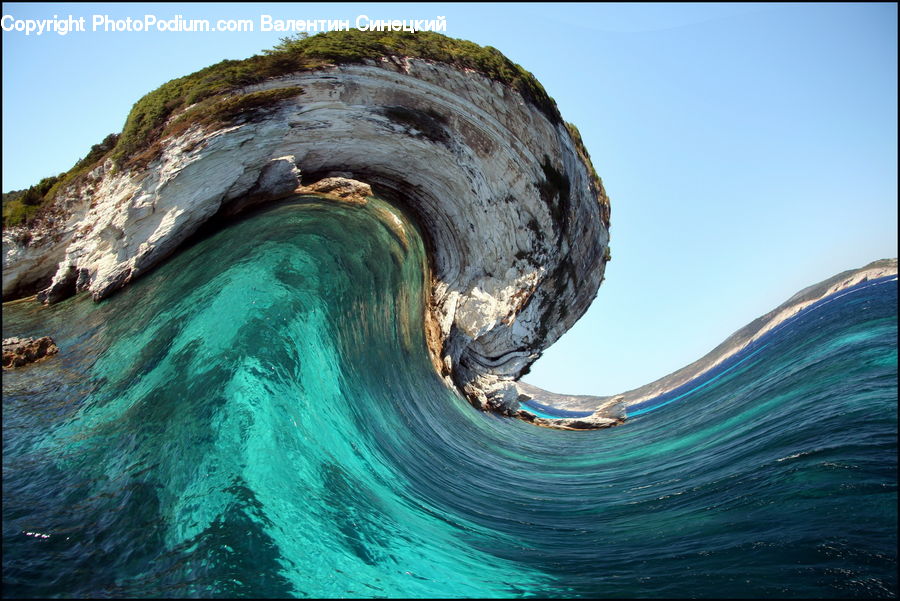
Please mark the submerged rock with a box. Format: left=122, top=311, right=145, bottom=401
left=296, top=176, right=373, bottom=205
left=2, top=336, right=59, bottom=368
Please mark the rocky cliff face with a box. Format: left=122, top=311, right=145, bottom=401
left=2, top=57, right=610, bottom=414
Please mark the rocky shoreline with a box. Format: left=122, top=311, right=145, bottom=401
left=2, top=33, right=610, bottom=427
left=2, top=336, right=59, bottom=369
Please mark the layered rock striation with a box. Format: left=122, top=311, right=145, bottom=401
left=2, top=38, right=610, bottom=418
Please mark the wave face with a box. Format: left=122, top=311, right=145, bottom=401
left=3, top=198, right=897, bottom=598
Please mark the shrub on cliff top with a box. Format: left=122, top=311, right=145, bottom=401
left=4, top=30, right=573, bottom=229
left=112, top=30, right=561, bottom=167
left=270, top=30, right=561, bottom=121
left=2, top=134, right=119, bottom=228
left=2, top=175, right=63, bottom=228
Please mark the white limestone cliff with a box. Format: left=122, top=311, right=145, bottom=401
left=2, top=57, right=611, bottom=415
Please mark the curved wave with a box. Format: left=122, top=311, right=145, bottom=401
left=3, top=40, right=610, bottom=416
left=3, top=198, right=896, bottom=597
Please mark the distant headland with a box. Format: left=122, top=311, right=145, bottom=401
left=518, top=258, right=898, bottom=423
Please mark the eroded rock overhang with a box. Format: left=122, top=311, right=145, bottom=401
left=1, top=57, right=611, bottom=414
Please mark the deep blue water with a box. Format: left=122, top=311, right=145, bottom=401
left=3, top=197, right=897, bottom=598
left=629, top=275, right=897, bottom=418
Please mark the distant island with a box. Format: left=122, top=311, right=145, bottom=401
left=518, top=258, right=898, bottom=420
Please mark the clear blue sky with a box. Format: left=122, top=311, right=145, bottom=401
left=3, top=3, right=897, bottom=394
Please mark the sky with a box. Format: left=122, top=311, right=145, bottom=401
left=2, top=3, right=897, bottom=395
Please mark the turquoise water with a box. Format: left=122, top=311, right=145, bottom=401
left=3, top=197, right=897, bottom=597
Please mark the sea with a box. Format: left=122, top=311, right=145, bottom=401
left=3, top=196, right=896, bottom=598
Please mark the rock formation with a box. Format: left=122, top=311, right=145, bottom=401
left=2, top=336, right=59, bottom=369
left=1, top=33, right=611, bottom=419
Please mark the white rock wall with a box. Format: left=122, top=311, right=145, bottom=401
left=2, top=58, right=610, bottom=411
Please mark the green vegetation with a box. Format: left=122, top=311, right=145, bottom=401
left=564, top=122, right=602, bottom=189
left=3, top=183, right=50, bottom=228
left=3, top=175, right=64, bottom=228
left=168, top=87, right=304, bottom=133
left=4, top=29, right=587, bottom=230
left=128, top=87, right=305, bottom=167
left=270, top=30, right=561, bottom=121
left=3, top=134, right=119, bottom=228
left=564, top=121, right=609, bottom=227
left=112, top=29, right=561, bottom=168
